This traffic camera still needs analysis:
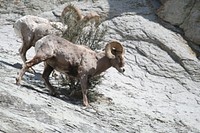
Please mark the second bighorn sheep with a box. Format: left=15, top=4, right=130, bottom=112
left=61, top=4, right=100, bottom=24
left=16, top=35, right=125, bottom=106
left=60, top=4, right=100, bottom=42
left=13, top=15, right=65, bottom=63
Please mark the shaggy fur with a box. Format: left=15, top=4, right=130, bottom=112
left=16, top=35, right=125, bottom=106
left=14, top=15, right=64, bottom=63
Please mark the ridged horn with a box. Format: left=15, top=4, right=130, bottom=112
left=105, top=41, right=124, bottom=59
left=61, top=4, right=83, bottom=24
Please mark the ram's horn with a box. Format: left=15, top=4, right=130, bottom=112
left=105, top=41, right=124, bottom=59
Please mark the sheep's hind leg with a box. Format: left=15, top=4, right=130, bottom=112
left=16, top=55, right=43, bottom=85
left=42, top=64, right=56, bottom=96
left=80, top=75, right=89, bottom=107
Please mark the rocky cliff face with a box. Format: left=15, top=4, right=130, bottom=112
left=0, top=0, right=200, bottom=133
left=157, top=0, right=200, bottom=46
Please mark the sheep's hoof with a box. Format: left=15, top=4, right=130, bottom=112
left=84, top=103, right=90, bottom=107
left=15, top=78, right=21, bottom=85
left=27, top=67, right=36, bottom=74
left=50, top=91, right=58, bottom=97
left=83, top=101, right=90, bottom=107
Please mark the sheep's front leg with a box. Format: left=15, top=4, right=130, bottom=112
left=19, top=41, right=32, bottom=63
left=42, top=64, right=56, bottom=96
left=19, top=41, right=36, bottom=73
left=80, top=74, right=89, bottom=107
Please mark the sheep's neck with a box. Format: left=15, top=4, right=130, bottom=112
left=93, top=55, right=111, bottom=76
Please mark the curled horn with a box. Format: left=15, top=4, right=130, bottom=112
left=105, top=41, right=124, bottom=59
left=61, top=4, right=83, bottom=23
left=82, top=12, right=100, bottom=23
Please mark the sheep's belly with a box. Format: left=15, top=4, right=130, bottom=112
left=46, top=59, right=80, bottom=77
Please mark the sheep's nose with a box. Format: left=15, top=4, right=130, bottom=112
left=119, top=68, right=125, bottom=73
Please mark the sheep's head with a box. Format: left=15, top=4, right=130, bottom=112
left=105, top=41, right=125, bottom=73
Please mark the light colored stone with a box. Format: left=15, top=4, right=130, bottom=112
left=0, top=0, right=200, bottom=133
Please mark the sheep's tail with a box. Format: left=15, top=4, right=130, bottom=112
left=13, top=19, right=23, bottom=39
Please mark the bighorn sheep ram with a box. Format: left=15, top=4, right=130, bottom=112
left=16, top=35, right=125, bottom=106
left=61, top=4, right=100, bottom=25
left=60, top=5, right=100, bottom=43
left=14, top=15, right=64, bottom=63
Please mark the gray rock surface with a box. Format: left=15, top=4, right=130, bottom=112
left=157, top=0, right=200, bottom=45
left=0, top=0, right=73, bottom=15
left=0, top=0, right=200, bottom=133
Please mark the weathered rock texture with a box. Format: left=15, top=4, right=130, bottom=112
left=157, top=0, right=200, bottom=45
left=0, top=0, right=73, bottom=15
left=0, top=0, right=200, bottom=133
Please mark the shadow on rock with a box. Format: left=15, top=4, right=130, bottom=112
left=0, top=60, right=22, bottom=69
left=21, top=78, right=113, bottom=106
